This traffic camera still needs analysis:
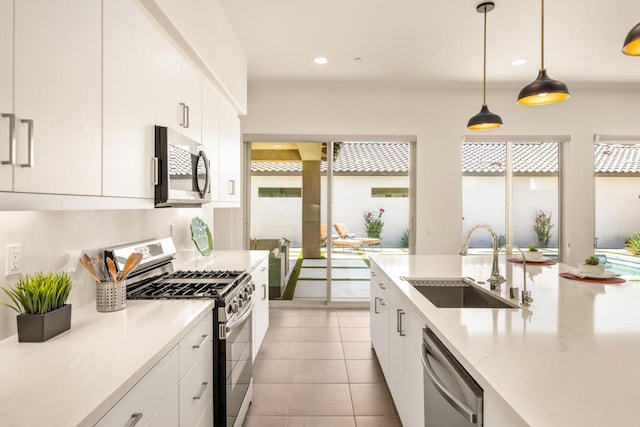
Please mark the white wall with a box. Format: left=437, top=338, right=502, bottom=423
left=0, top=207, right=213, bottom=340
left=242, top=86, right=640, bottom=265
left=250, top=175, right=410, bottom=246
left=596, top=176, right=640, bottom=248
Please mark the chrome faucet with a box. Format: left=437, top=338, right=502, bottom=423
left=459, top=224, right=506, bottom=290
left=503, top=245, right=533, bottom=306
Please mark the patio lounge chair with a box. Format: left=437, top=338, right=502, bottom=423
left=334, top=223, right=381, bottom=249
left=321, top=223, right=363, bottom=250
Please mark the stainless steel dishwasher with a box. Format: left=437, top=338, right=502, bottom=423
left=421, top=328, right=483, bottom=426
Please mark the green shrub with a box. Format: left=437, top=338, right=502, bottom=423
left=0, top=272, right=72, bottom=315
left=625, top=232, right=640, bottom=255
left=400, top=228, right=409, bottom=248
left=534, top=210, right=553, bottom=248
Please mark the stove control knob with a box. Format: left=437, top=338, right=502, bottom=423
left=232, top=302, right=240, bottom=313
left=238, top=298, right=244, bottom=308
left=227, top=305, right=234, bottom=315
left=250, top=281, right=256, bottom=292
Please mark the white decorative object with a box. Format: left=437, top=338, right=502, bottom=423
left=578, top=263, right=605, bottom=275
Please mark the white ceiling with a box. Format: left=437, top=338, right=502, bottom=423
left=219, top=0, right=640, bottom=90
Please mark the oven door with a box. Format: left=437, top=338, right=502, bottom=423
left=216, top=299, right=253, bottom=427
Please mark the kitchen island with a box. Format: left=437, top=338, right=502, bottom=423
left=370, top=254, right=640, bottom=427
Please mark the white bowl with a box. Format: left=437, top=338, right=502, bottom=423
left=522, top=251, right=543, bottom=261
left=578, top=263, right=605, bottom=275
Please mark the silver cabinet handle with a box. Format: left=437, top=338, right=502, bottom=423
left=374, top=296, right=379, bottom=314
left=192, top=334, right=209, bottom=349
left=19, top=119, right=34, bottom=167
left=125, top=413, right=143, bottom=427
left=152, top=157, right=159, bottom=185
left=378, top=282, right=386, bottom=289
left=262, top=284, right=267, bottom=300
left=185, top=104, right=190, bottom=128
left=1, top=113, right=16, bottom=165
left=179, top=102, right=187, bottom=127
left=192, top=381, right=209, bottom=400
left=397, top=309, right=406, bottom=336
left=228, top=179, right=236, bottom=195
left=421, top=343, right=478, bottom=423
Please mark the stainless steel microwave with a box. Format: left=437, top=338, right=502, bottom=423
left=153, top=126, right=211, bottom=207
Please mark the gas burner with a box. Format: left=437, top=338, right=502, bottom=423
left=163, top=270, right=244, bottom=280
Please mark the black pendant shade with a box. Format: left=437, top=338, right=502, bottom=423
left=623, top=22, right=640, bottom=55
left=517, top=0, right=569, bottom=106
left=468, top=105, right=503, bottom=130
left=467, top=2, right=503, bottom=130
left=517, top=69, right=570, bottom=106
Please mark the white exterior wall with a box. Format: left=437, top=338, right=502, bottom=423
left=596, top=176, right=640, bottom=248
left=250, top=175, right=410, bottom=247
left=242, top=87, right=640, bottom=265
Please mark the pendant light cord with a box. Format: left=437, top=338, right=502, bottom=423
left=540, top=0, right=545, bottom=70
left=483, top=6, right=487, bottom=105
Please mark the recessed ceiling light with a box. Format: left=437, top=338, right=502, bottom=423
left=511, top=58, right=527, bottom=66
left=313, top=56, right=328, bottom=64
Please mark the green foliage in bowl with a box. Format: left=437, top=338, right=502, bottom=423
left=625, top=232, right=640, bottom=256
left=0, top=272, right=72, bottom=315
left=584, top=256, right=600, bottom=266
left=528, top=243, right=538, bottom=252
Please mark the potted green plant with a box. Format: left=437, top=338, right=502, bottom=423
left=578, top=256, right=605, bottom=275
left=0, top=272, right=73, bottom=342
left=523, top=243, right=543, bottom=261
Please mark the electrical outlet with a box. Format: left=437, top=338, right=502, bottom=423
left=5, top=244, right=22, bottom=276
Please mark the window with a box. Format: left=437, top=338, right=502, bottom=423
left=258, top=187, right=301, bottom=198
left=371, top=187, right=409, bottom=198
left=462, top=139, right=563, bottom=255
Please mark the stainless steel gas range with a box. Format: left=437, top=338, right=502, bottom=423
left=104, top=238, right=254, bottom=427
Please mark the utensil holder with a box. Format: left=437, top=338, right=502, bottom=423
left=96, top=280, right=126, bottom=312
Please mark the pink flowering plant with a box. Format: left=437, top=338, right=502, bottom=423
left=534, top=210, right=553, bottom=248
left=363, top=208, right=385, bottom=238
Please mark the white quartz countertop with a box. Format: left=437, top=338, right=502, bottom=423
left=0, top=300, right=214, bottom=426
left=370, top=254, right=640, bottom=427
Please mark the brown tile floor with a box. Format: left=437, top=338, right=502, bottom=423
left=244, top=307, right=402, bottom=427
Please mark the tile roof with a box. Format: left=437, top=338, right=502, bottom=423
left=251, top=142, right=410, bottom=175
left=251, top=142, right=640, bottom=175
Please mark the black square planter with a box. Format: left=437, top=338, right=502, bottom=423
left=16, top=304, right=72, bottom=343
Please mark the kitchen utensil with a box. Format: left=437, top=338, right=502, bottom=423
left=106, top=257, right=118, bottom=282
left=91, top=256, right=109, bottom=282
left=119, top=253, right=143, bottom=281
left=79, top=254, right=102, bottom=283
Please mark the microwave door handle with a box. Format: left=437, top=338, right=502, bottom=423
left=421, top=342, right=478, bottom=423
left=199, top=151, right=210, bottom=198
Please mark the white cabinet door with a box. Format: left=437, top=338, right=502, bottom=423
left=217, top=98, right=241, bottom=203
left=0, top=0, right=12, bottom=192
left=400, top=304, right=425, bottom=427
left=370, top=266, right=390, bottom=378
left=179, top=344, right=213, bottom=427
left=180, top=60, right=202, bottom=144
left=251, top=257, right=269, bottom=360
left=202, top=81, right=220, bottom=201
left=103, top=0, right=182, bottom=198
left=386, top=287, right=405, bottom=413
left=12, top=0, right=101, bottom=195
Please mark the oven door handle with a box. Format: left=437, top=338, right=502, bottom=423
left=226, top=298, right=254, bottom=332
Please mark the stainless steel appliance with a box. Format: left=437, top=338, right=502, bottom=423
left=154, top=125, right=211, bottom=207
left=103, top=238, right=254, bottom=427
left=422, top=328, right=483, bottom=426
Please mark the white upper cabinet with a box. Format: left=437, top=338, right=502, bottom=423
left=144, top=0, right=247, bottom=114
left=202, top=80, right=220, bottom=202
left=103, top=0, right=182, bottom=198
left=0, top=0, right=13, bottom=192
left=8, top=0, right=101, bottom=195
left=217, top=98, right=241, bottom=204
left=179, top=60, right=202, bottom=144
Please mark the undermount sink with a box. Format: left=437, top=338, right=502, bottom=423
left=404, top=277, right=519, bottom=309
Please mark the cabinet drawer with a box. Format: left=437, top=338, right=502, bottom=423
left=179, top=344, right=213, bottom=427
left=179, top=311, right=213, bottom=378
left=195, top=399, right=213, bottom=427
left=96, top=346, right=179, bottom=427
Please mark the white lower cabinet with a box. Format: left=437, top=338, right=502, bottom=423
left=370, top=262, right=425, bottom=427
left=251, top=257, right=269, bottom=360
left=95, top=346, right=179, bottom=427
left=96, top=312, right=213, bottom=426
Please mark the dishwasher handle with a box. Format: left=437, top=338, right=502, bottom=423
left=421, top=342, right=478, bottom=424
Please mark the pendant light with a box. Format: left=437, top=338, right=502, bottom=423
left=468, top=2, right=503, bottom=130
left=517, top=0, right=569, bottom=106
left=623, top=22, right=640, bottom=55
